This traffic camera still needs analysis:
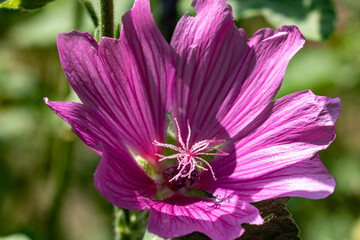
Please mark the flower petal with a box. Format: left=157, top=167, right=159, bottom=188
left=207, top=155, right=335, bottom=202
left=44, top=98, right=105, bottom=155
left=45, top=98, right=157, bottom=208
left=171, top=0, right=304, bottom=143
left=146, top=194, right=263, bottom=240
left=198, top=90, right=340, bottom=201
left=94, top=147, right=157, bottom=210
left=171, top=0, right=253, bottom=142
left=57, top=31, right=108, bottom=110
left=219, top=26, right=305, bottom=138
left=57, top=0, right=175, bottom=163
left=228, top=155, right=335, bottom=202
left=98, top=0, right=176, bottom=160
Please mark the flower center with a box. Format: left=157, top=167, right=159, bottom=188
left=154, top=119, right=228, bottom=188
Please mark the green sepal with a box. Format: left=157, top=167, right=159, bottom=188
left=184, top=188, right=215, bottom=199
left=114, top=22, right=121, bottom=39
left=80, top=0, right=98, bottom=27
left=94, top=26, right=101, bottom=43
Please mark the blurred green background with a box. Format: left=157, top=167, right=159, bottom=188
left=0, top=0, right=359, bottom=239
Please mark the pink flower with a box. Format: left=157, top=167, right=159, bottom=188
left=44, top=0, right=341, bottom=239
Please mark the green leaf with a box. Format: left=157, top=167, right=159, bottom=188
left=239, top=197, right=300, bottom=240
left=0, top=234, right=31, bottom=240
left=143, top=230, right=166, bottom=240
left=231, top=0, right=336, bottom=41
left=0, top=0, right=54, bottom=10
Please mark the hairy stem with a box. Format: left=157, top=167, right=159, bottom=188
left=100, top=0, right=114, bottom=38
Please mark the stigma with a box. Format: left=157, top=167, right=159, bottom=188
left=154, top=119, right=228, bottom=185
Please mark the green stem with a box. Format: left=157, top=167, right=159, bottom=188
left=114, top=206, right=121, bottom=240
left=46, top=138, right=73, bottom=240
left=100, top=0, right=114, bottom=38
left=114, top=208, right=147, bottom=240
left=74, top=0, right=84, bottom=30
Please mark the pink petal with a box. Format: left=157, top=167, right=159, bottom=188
left=198, top=90, right=340, bottom=201
left=57, top=31, right=109, bottom=111
left=146, top=194, right=263, bottom=240
left=219, top=26, right=305, bottom=138
left=171, top=0, right=252, bottom=143
left=57, top=0, right=175, bottom=164
left=224, top=155, right=335, bottom=202
left=171, top=0, right=304, bottom=143
left=94, top=147, right=157, bottom=210
left=45, top=98, right=157, bottom=209
left=44, top=98, right=105, bottom=155
left=98, top=0, right=176, bottom=161
left=45, top=98, right=156, bottom=209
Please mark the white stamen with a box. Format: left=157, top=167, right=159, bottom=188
left=153, top=118, right=228, bottom=183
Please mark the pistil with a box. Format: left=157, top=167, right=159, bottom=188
left=154, top=119, right=228, bottom=185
